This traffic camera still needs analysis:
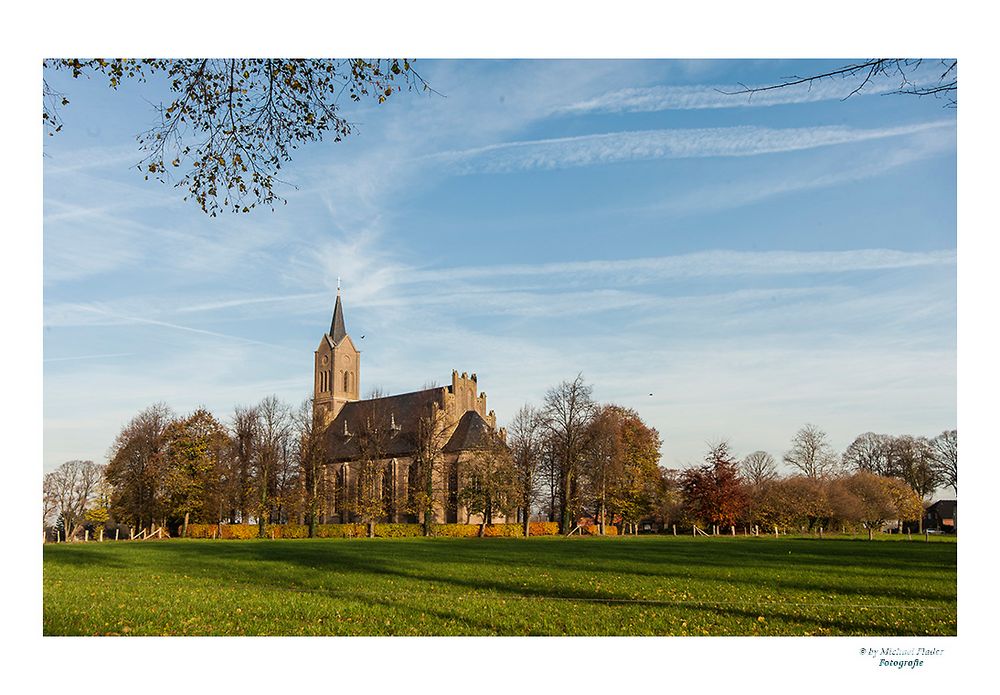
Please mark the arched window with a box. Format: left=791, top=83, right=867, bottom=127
left=344, top=370, right=350, bottom=392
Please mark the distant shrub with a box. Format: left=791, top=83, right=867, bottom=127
left=432, top=524, right=480, bottom=537
left=179, top=521, right=562, bottom=539
left=184, top=524, right=215, bottom=538
left=529, top=522, right=560, bottom=536
left=315, top=524, right=366, bottom=538
left=221, top=524, right=260, bottom=540
left=373, top=523, right=423, bottom=538
left=272, top=524, right=309, bottom=539
left=582, top=525, right=618, bottom=536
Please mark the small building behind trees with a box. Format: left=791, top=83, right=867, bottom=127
left=923, top=499, right=957, bottom=533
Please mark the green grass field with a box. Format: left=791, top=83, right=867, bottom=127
left=43, top=535, right=956, bottom=636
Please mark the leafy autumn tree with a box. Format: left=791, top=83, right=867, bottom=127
left=784, top=424, right=840, bottom=479
left=43, top=460, right=105, bottom=541
left=583, top=405, right=624, bottom=535
left=840, top=471, right=922, bottom=539
left=162, top=408, right=231, bottom=535
left=459, top=431, right=517, bottom=534
left=405, top=402, right=455, bottom=536
left=351, top=397, right=393, bottom=537
left=295, top=400, right=329, bottom=538
left=43, top=59, right=430, bottom=215
left=776, top=475, right=833, bottom=531
left=105, top=403, right=175, bottom=530
left=680, top=441, right=747, bottom=530
left=506, top=404, right=546, bottom=537
left=603, top=406, right=662, bottom=534
left=651, top=467, right=684, bottom=530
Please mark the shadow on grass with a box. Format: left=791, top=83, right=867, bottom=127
left=44, top=537, right=957, bottom=635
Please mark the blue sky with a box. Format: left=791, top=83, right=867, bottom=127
left=42, top=59, right=956, bottom=476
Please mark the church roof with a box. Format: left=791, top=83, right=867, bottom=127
left=443, top=410, right=493, bottom=453
left=329, top=293, right=347, bottom=344
left=322, top=388, right=494, bottom=462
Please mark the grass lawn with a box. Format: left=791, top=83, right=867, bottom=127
left=43, top=535, right=956, bottom=636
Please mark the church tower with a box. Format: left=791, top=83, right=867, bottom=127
left=313, top=289, right=360, bottom=428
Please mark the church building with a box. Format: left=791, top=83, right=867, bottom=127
left=312, top=290, right=508, bottom=524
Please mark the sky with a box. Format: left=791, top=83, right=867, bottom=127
left=42, top=59, right=957, bottom=478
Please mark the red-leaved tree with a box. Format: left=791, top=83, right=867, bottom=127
left=680, top=441, right=747, bottom=529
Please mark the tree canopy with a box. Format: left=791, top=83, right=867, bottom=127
left=43, top=58, right=429, bottom=216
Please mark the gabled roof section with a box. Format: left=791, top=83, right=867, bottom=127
left=322, top=387, right=444, bottom=462
left=330, top=293, right=347, bottom=344
left=443, top=410, right=493, bottom=453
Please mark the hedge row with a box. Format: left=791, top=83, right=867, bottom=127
left=183, top=521, right=562, bottom=539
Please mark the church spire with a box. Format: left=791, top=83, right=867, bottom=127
left=330, top=290, right=347, bottom=343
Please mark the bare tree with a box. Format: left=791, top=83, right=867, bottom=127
left=507, top=405, right=547, bottom=537
left=43, top=460, right=105, bottom=541
left=253, top=396, right=294, bottom=536
left=928, top=429, right=957, bottom=492
left=294, top=399, right=328, bottom=537
left=226, top=404, right=259, bottom=524
left=740, top=450, right=778, bottom=486
left=890, top=436, right=939, bottom=523
left=542, top=375, right=597, bottom=534
left=721, top=59, right=957, bottom=108
left=783, top=424, right=840, bottom=479
left=842, top=432, right=895, bottom=477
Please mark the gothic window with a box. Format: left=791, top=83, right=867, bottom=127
left=344, top=370, right=350, bottom=392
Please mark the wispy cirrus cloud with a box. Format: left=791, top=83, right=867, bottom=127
left=431, top=120, right=953, bottom=174
left=646, top=127, right=957, bottom=217
left=402, top=248, right=956, bottom=286
left=556, top=63, right=954, bottom=114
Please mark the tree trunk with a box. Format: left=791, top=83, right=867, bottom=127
left=522, top=503, right=530, bottom=538
left=559, top=468, right=573, bottom=535
left=424, top=459, right=434, bottom=537
left=368, top=520, right=375, bottom=538
left=182, top=511, right=190, bottom=538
